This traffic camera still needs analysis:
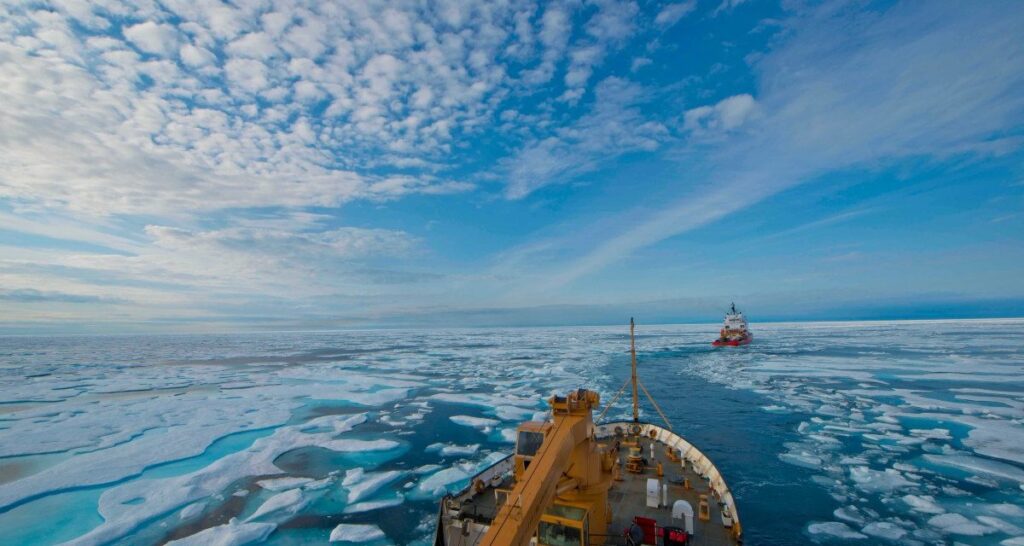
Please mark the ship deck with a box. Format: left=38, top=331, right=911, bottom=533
left=444, top=432, right=738, bottom=546
left=603, top=435, right=736, bottom=545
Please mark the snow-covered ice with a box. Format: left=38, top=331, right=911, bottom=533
left=449, top=415, right=500, bottom=430
left=166, top=518, right=275, bottom=546
left=807, top=521, right=867, bottom=539
left=329, top=523, right=386, bottom=542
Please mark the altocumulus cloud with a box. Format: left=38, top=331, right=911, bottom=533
left=0, top=0, right=676, bottom=217
left=0, top=0, right=692, bottom=328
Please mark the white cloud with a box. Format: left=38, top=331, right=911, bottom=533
left=123, top=21, right=178, bottom=56
left=655, top=1, right=696, bottom=27
left=585, top=0, right=638, bottom=43
left=202, top=5, right=249, bottom=40
left=713, top=0, right=749, bottom=17
left=683, top=93, right=757, bottom=133
left=179, top=43, right=216, bottom=66
left=227, top=32, right=280, bottom=59
left=2, top=0, right=576, bottom=219
left=523, top=5, right=572, bottom=85
left=505, top=77, right=669, bottom=198
left=558, top=1, right=639, bottom=97
left=630, top=56, right=652, bottom=72
left=0, top=221, right=423, bottom=316
left=224, top=58, right=270, bottom=92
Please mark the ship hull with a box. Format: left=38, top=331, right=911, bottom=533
left=712, top=334, right=752, bottom=347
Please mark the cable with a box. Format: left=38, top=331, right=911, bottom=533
left=596, top=378, right=631, bottom=423
left=638, top=379, right=671, bottom=430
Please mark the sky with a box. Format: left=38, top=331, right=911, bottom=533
left=1, top=0, right=1023, bottom=333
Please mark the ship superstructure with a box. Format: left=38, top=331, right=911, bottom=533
left=712, top=304, right=752, bottom=347
left=435, top=319, right=742, bottom=546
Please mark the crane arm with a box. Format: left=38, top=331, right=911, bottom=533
left=478, top=411, right=590, bottom=546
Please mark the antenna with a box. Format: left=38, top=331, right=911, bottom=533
left=630, top=317, right=639, bottom=423
left=596, top=318, right=673, bottom=430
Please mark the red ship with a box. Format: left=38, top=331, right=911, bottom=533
left=712, top=303, right=752, bottom=347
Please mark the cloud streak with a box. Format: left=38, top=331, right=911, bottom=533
left=542, top=0, right=1024, bottom=286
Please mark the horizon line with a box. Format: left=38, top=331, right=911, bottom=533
left=2, top=315, right=1023, bottom=338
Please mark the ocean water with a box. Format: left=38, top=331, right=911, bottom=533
left=0, top=320, right=1022, bottom=545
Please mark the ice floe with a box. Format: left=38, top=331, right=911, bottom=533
left=344, top=470, right=404, bottom=504
left=257, top=477, right=313, bottom=492
left=861, top=521, right=906, bottom=540
left=849, top=466, right=915, bottom=493
left=928, top=512, right=995, bottom=536
left=246, top=488, right=311, bottom=522
left=329, top=523, right=386, bottom=542
left=440, top=444, right=480, bottom=456
left=61, top=413, right=368, bottom=544
left=166, top=518, right=275, bottom=546
left=902, top=494, right=944, bottom=514
left=449, top=415, right=500, bottom=430
left=343, top=495, right=405, bottom=514
left=807, top=521, right=867, bottom=540
left=178, top=501, right=205, bottom=520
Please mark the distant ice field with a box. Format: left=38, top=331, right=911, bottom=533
left=0, top=320, right=1022, bottom=545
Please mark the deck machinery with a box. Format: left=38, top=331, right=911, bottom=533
left=435, top=319, right=743, bottom=546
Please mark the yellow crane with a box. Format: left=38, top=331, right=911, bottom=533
left=478, top=389, right=615, bottom=546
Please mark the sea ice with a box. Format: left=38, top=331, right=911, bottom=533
left=441, top=444, right=480, bottom=456
left=493, top=405, right=536, bottom=421
left=430, top=392, right=539, bottom=412
left=923, top=453, right=1024, bottom=483
left=413, top=467, right=470, bottom=499
left=345, top=471, right=405, bottom=504
left=807, top=521, right=867, bottom=540
left=902, top=494, right=944, bottom=514
left=862, top=521, right=906, bottom=540
left=960, top=419, right=1024, bottom=466
left=342, top=468, right=365, bottom=487
left=329, top=523, right=386, bottom=543
left=977, top=516, right=1023, bottom=535
left=257, top=477, right=313, bottom=492
left=995, top=504, right=1024, bottom=517
left=5, top=319, right=1024, bottom=546
left=62, top=413, right=369, bottom=545
left=833, top=506, right=867, bottom=525
left=343, top=494, right=405, bottom=514
left=246, top=488, right=310, bottom=522
left=779, top=452, right=823, bottom=469
left=449, top=415, right=500, bottom=430
left=0, top=395, right=296, bottom=512
left=166, top=518, right=275, bottom=546
left=178, top=501, right=205, bottom=520
left=320, top=438, right=401, bottom=452
left=849, top=466, right=914, bottom=493
left=928, top=513, right=995, bottom=536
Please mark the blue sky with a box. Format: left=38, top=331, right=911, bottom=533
left=1, top=0, right=1023, bottom=332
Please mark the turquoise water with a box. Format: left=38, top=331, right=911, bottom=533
left=0, top=486, right=104, bottom=545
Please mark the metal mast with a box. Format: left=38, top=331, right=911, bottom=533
left=630, top=317, right=639, bottom=422
left=596, top=318, right=673, bottom=430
